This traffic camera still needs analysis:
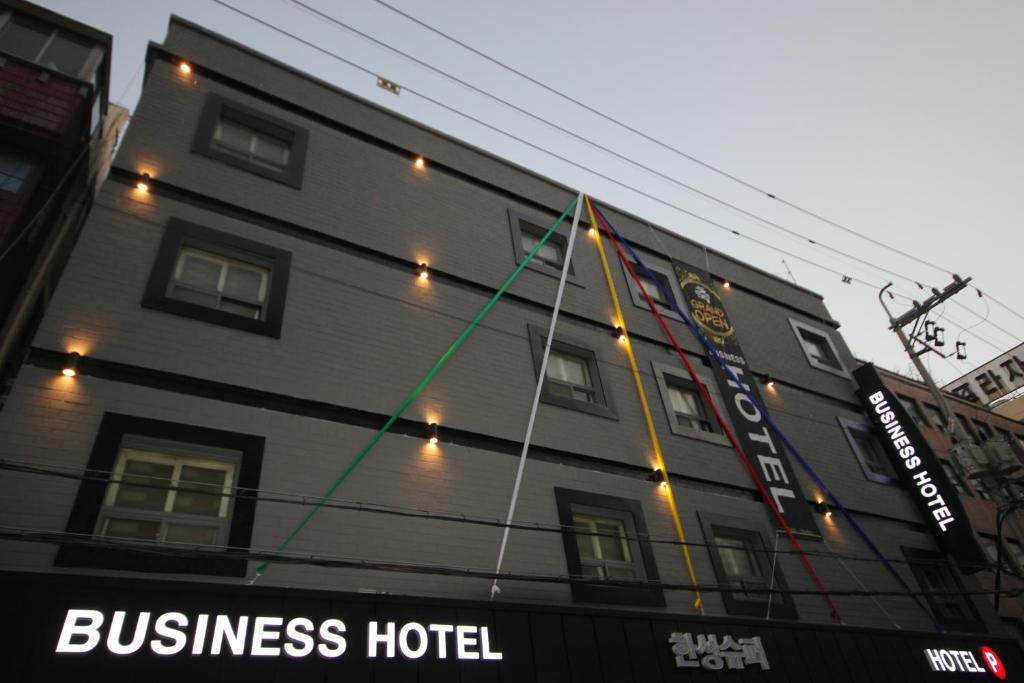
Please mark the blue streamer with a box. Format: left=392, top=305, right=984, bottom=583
left=591, top=202, right=941, bottom=631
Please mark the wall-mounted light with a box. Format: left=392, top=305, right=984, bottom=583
left=762, top=375, right=776, bottom=390
left=588, top=226, right=597, bottom=238
left=61, top=352, right=80, bottom=378
left=613, top=326, right=627, bottom=343
left=427, top=423, right=439, bottom=445
left=722, top=280, right=731, bottom=290
left=649, top=468, right=667, bottom=488
left=178, top=61, right=192, bottom=74
left=136, top=173, right=151, bottom=193
left=815, top=500, right=832, bottom=518
left=417, top=263, right=429, bottom=281
left=413, top=156, right=425, bottom=170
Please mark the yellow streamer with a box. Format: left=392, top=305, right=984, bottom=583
left=584, top=196, right=703, bottom=612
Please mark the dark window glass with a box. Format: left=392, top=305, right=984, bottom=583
left=0, top=14, right=50, bottom=62
left=973, top=421, right=993, bottom=442
left=0, top=149, right=35, bottom=193
left=904, top=548, right=983, bottom=632
left=924, top=404, right=947, bottom=432
left=798, top=329, right=841, bottom=369
left=38, top=29, right=92, bottom=74
left=897, top=395, right=925, bottom=426
left=851, top=427, right=897, bottom=480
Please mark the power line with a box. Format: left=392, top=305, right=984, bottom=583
left=220, top=0, right=1023, bottom=349
left=0, top=458, right=1005, bottom=573
left=368, top=0, right=1024, bottom=330
left=3, top=526, right=1018, bottom=600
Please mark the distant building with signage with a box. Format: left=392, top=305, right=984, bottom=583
left=872, top=364, right=1024, bottom=634
left=0, top=0, right=127, bottom=402
left=0, top=11, right=1021, bottom=680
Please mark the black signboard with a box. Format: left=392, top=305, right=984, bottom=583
left=2, top=571, right=1021, bottom=682
left=673, top=263, right=819, bottom=536
left=853, top=363, right=988, bottom=570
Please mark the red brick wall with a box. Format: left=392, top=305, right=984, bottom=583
left=0, top=60, right=85, bottom=136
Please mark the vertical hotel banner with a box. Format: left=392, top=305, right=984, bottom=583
left=673, top=263, right=819, bottom=536
left=853, top=363, right=987, bottom=571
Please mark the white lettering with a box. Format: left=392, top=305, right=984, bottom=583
left=939, top=650, right=956, bottom=671
left=368, top=621, right=395, bottom=658
left=770, top=486, right=795, bottom=513
left=925, top=649, right=943, bottom=672
left=107, top=611, right=150, bottom=655
left=151, top=612, right=188, bottom=656
left=283, top=617, right=315, bottom=658
left=210, top=615, right=248, bottom=656
left=868, top=391, right=885, bottom=405
left=758, top=455, right=789, bottom=484
left=456, top=625, right=479, bottom=660
left=192, top=614, right=209, bottom=655
left=55, top=609, right=104, bottom=654
left=429, top=624, right=454, bottom=659
left=251, top=616, right=282, bottom=656
left=734, top=393, right=761, bottom=422
left=317, top=619, right=347, bottom=658
left=480, top=626, right=503, bottom=661
left=747, top=426, right=778, bottom=454
left=399, top=622, right=429, bottom=659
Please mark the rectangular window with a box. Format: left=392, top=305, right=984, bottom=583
left=667, top=382, right=712, bottom=432
left=170, top=247, right=269, bottom=320
left=699, top=512, right=798, bottom=619
left=955, top=414, right=976, bottom=441
left=528, top=325, right=615, bottom=419
left=924, top=404, right=947, bottom=432
left=142, top=219, right=291, bottom=337
left=214, top=118, right=291, bottom=170
left=839, top=418, right=898, bottom=484
left=192, top=94, right=309, bottom=188
left=520, top=223, right=565, bottom=270
left=897, top=395, right=926, bottom=427
left=57, top=413, right=264, bottom=577
left=973, top=420, right=993, bottom=442
left=903, top=548, right=983, bottom=632
left=507, top=209, right=577, bottom=282
left=620, top=258, right=683, bottom=319
left=97, top=437, right=237, bottom=547
left=941, top=461, right=968, bottom=496
left=554, top=488, right=663, bottom=606
left=0, top=13, right=99, bottom=79
left=789, top=319, right=847, bottom=376
left=0, top=149, right=36, bottom=193
left=652, top=362, right=728, bottom=444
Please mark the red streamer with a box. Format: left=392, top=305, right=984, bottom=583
left=589, top=197, right=842, bottom=623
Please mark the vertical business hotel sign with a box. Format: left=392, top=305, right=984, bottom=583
left=853, top=363, right=987, bottom=570
left=674, top=264, right=819, bottom=536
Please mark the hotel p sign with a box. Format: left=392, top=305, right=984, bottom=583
left=925, top=646, right=1005, bottom=679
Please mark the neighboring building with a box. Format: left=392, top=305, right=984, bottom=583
left=0, top=15, right=1021, bottom=680
left=995, top=392, right=1024, bottom=422
left=0, top=0, right=125, bottom=403
left=874, top=364, right=1024, bottom=636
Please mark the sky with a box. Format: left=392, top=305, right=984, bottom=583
left=36, top=0, right=1024, bottom=388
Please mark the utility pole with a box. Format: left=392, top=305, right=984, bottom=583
left=878, top=276, right=972, bottom=439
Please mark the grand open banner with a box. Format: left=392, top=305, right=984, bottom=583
left=2, top=572, right=1020, bottom=681
left=673, top=262, right=819, bottom=536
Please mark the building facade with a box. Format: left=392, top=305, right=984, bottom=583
left=875, top=364, right=1024, bottom=636
left=0, top=14, right=1020, bottom=681
left=0, top=0, right=126, bottom=403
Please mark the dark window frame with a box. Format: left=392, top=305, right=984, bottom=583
left=698, top=511, right=798, bottom=619
left=651, top=361, right=728, bottom=445
left=527, top=324, right=616, bottom=419
left=554, top=487, right=664, bottom=607
left=621, top=257, right=682, bottom=319
left=56, top=413, right=264, bottom=577
left=838, top=416, right=899, bottom=485
left=142, top=218, right=291, bottom=338
left=192, top=93, right=309, bottom=188
left=788, top=318, right=848, bottom=377
left=902, top=547, right=985, bottom=633
left=507, top=208, right=581, bottom=284
left=896, top=394, right=926, bottom=428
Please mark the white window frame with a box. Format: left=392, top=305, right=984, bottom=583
left=96, top=438, right=238, bottom=548
left=169, top=246, right=270, bottom=320
left=838, top=416, right=898, bottom=484
left=788, top=318, right=848, bottom=377
left=571, top=509, right=639, bottom=581
left=213, top=117, right=291, bottom=171
left=621, top=258, right=683, bottom=319
left=0, top=10, right=103, bottom=81
left=652, top=361, right=729, bottom=445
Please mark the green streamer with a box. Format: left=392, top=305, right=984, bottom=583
left=253, top=195, right=580, bottom=577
